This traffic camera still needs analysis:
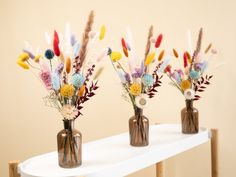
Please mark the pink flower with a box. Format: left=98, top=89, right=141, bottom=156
left=39, top=70, right=52, bottom=90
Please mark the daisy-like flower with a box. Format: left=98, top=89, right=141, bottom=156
left=180, top=80, right=191, bottom=91
left=60, top=84, right=75, bottom=98
left=60, top=104, right=78, bottom=119
left=184, top=89, right=195, bottom=100
left=130, top=83, right=141, bottom=96
left=142, top=74, right=154, bottom=87
left=135, top=94, right=148, bottom=109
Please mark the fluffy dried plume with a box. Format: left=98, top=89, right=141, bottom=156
left=75, top=10, right=94, bottom=71
left=144, top=25, right=153, bottom=60
left=190, top=28, right=203, bottom=72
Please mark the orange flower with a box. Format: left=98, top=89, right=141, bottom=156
left=78, top=85, right=86, bottom=97
left=66, top=58, right=71, bottom=74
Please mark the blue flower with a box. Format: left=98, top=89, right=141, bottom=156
left=189, top=70, right=200, bottom=80
left=173, top=71, right=181, bottom=84
left=44, top=49, right=54, bottom=60
left=52, top=72, right=60, bottom=90
left=71, top=73, right=85, bottom=88
left=142, top=74, right=154, bottom=87
left=201, top=61, right=208, bottom=73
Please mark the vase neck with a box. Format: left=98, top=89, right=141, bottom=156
left=134, top=107, right=143, bottom=117
left=63, top=119, right=74, bottom=130
left=185, top=100, right=193, bottom=110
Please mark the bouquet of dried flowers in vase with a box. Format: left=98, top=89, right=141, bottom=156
left=16, top=11, right=108, bottom=168
left=108, top=26, right=163, bottom=146
left=161, top=28, right=216, bottom=134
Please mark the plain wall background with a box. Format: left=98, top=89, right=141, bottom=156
left=1, top=0, right=235, bottom=176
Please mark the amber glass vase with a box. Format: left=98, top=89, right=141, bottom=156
left=181, top=100, right=199, bottom=134
left=129, top=107, right=149, bottom=147
left=57, top=119, right=82, bottom=168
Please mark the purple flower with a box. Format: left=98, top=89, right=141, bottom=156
left=194, top=63, right=202, bottom=71
left=70, top=34, right=77, bottom=46
left=124, top=73, right=131, bottom=83
left=55, top=63, right=64, bottom=74
left=131, top=68, right=143, bottom=78
left=22, top=49, right=35, bottom=59
left=177, top=69, right=184, bottom=77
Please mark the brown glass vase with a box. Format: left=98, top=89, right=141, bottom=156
left=181, top=100, right=199, bottom=134
left=57, top=119, right=82, bottom=168
left=129, top=107, right=149, bottom=147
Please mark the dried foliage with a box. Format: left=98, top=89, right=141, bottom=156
left=193, top=75, right=213, bottom=100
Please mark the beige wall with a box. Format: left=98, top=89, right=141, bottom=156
left=1, top=0, right=235, bottom=176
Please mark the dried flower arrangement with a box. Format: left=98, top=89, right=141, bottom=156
left=16, top=11, right=108, bottom=120
left=162, top=28, right=216, bottom=101
left=108, top=26, right=163, bottom=113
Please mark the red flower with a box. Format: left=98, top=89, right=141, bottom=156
left=183, top=52, right=188, bottom=68
left=53, top=30, right=60, bottom=56
left=155, top=34, right=163, bottom=48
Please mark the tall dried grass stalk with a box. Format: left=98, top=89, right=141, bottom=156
left=190, top=28, right=203, bottom=71
left=144, top=25, right=153, bottom=60
left=74, top=10, right=94, bottom=72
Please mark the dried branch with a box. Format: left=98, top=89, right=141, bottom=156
left=193, top=74, right=213, bottom=100
left=147, top=74, right=162, bottom=98
left=75, top=81, right=99, bottom=117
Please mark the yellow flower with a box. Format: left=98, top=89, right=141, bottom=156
left=145, top=52, right=156, bottom=66
left=18, top=52, right=30, bottom=62
left=60, top=84, right=75, bottom=98
left=34, top=54, right=42, bottom=63
left=17, top=60, right=29, bottom=70
left=180, top=80, right=191, bottom=91
left=99, top=25, right=106, bottom=40
left=110, top=51, right=122, bottom=62
left=17, top=53, right=30, bottom=69
left=130, top=83, right=142, bottom=96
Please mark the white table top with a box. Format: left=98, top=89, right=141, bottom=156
left=19, top=124, right=210, bottom=177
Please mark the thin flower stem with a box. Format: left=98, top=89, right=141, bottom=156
left=26, top=61, right=40, bottom=70
left=166, top=74, right=184, bottom=94
left=49, top=60, right=53, bottom=71
left=117, top=62, right=127, bottom=74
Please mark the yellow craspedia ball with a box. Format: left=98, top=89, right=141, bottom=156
left=60, top=84, right=75, bottom=98
left=180, top=80, right=191, bottom=91
left=130, top=83, right=142, bottom=96
left=110, top=51, right=122, bottom=62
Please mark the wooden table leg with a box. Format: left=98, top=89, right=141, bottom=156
left=156, top=161, right=163, bottom=177
left=9, top=160, right=20, bottom=177
left=211, top=129, right=218, bottom=177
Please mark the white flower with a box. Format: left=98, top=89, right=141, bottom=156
left=135, top=94, right=149, bottom=109
left=184, top=89, right=195, bottom=100
left=60, top=104, right=78, bottom=119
